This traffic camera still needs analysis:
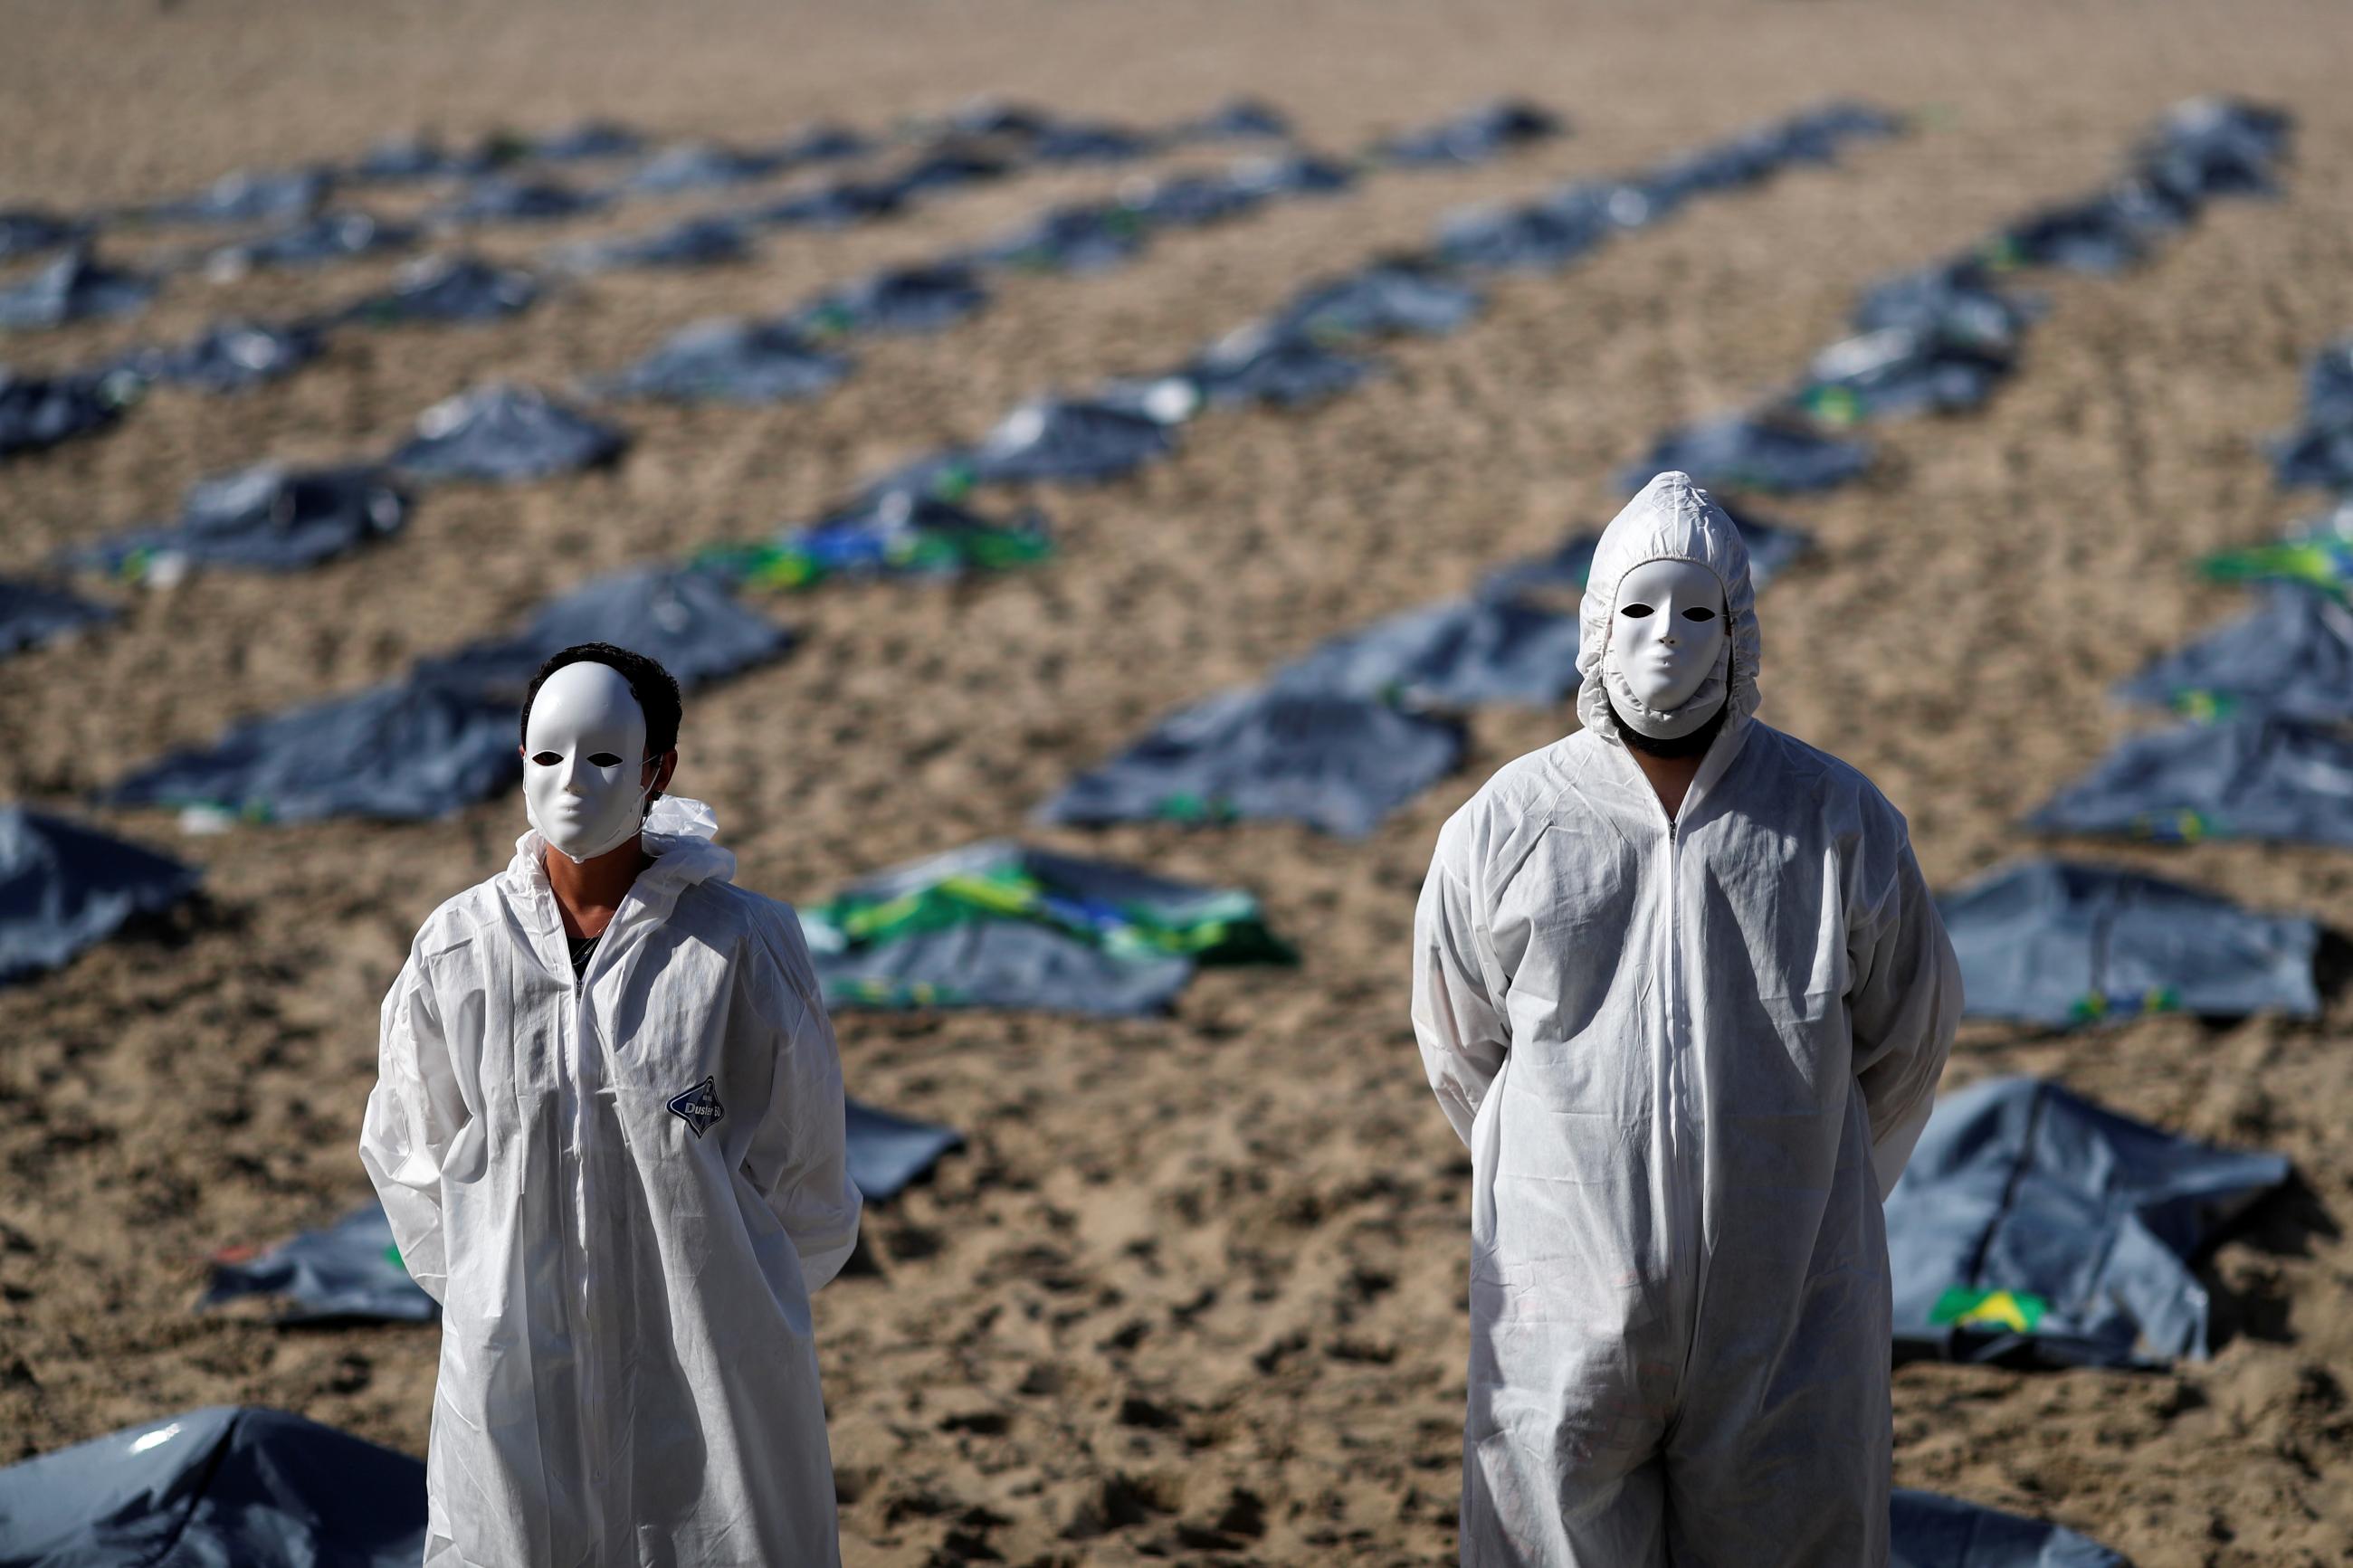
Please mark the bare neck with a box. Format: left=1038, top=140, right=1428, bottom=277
left=543, top=836, right=652, bottom=939
left=1624, top=747, right=1705, bottom=822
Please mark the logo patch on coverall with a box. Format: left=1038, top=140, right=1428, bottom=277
left=667, top=1076, right=725, bottom=1140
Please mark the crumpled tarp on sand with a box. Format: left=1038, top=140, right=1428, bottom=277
left=0, top=209, right=81, bottom=261
left=1229, top=151, right=1357, bottom=196
left=1798, top=260, right=2036, bottom=424
left=2271, top=420, right=2353, bottom=494
left=1437, top=201, right=1608, bottom=272
left=625, top=142, right=787, bottom=194
left=845, top=1100, right=965, bottom=1201
left=0, top=249, right=156, bottom=331
left=0, top=1406, right=427, bottom=1568
left=1885, top=1076, right=2288, bottom=1368
left=1985, top=96, right=2289, bottom=277
left=1272, top=594, right=1584, bottom=709
left=108, top=568, right=786, bottom=823
left=1253, top=498, right=1805, bottom=717
left=1617, top=413, right=1873, bottom=494
left=209, top=211, right=416, bottom=274
left=0, top=578, right=113, bottom=658
left=1174, top=323, right=1379, bottom=409
left=977, top=202, right=1151, bottom=273
left=1118, top=172, right=1268, bottom=230
left=1788, top=325, right=2013, bottom=424
left=0, top=367, right=129, bottom=457
left=2266, top=337, right=2353, bottom=493
left=743, top=176, right=905, bottom=229
left=879, top=147, right=1010, bottom=198
left=2115, top=584, right=2353, bottom=723
left=0, top=808, right=198, bottom=985
left=2135, top=96, right=2292, bottom=204
left=872, top=399, right=1178, bottom=499
left=1853, top=260, right=2039, bottom=354
left=1037, top=685, right=1464, bottom=839
left=964, top=397, right=1177, bottom=484
left=338, top=253, right=541, bottom=326
left=531, top=119, right=647, bottom=162
left=105, top=677, right=524, bottom=826
left=434, top=175, right=607, bottom=225
left=390, top=382, right=625, bottom=482
left=202, top=1203, right=434, bottom=1325
left=704, top=491, right=1049, bottom=589
left=1175, top=99, right=1292, bottom=142
left=418, top=566, right=791, bottom=698
left=140, top=167, right=332, bottom=224
left=800, top=839, right=1289, bottom=1014
left=1937, top=859, right=2319, bottom=1030
left=1377, top=100, right=1564, bottom=165
left=2288, top=337, right=2353, bottom=432
left=1986, top=186, right=2184, bottom=276
left=794, top=262, right=989, bottom=337
left=70, top=464, right=409, bottom=583
left=599, top=318, right=850, bottom=404
left=1435, top=100, right=1898, bottom=275
left=1276, top=257, right=1483, bottom=340
left=549, top=214, right=752, bottom=272
left=1032, top=120, right=1158, bottom=164
left=0, top=1415, right=2120, bottom=1568
left=108, top=318, right=323, bottom=393
left=2025, top=715, right=2353, bottom=847
left=1891, top=1491, right=2127, bottom=1568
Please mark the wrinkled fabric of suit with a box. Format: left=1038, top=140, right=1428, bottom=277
left=1413, top=473, right=1962, bottom=1566
left=361, top=797, right=862, bottom=1567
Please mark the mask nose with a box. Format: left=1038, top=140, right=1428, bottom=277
left=561, top=749, right=595, bottom=795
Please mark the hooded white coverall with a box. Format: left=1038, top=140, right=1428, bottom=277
left=1413, top=473, right=1961, bottom=1566
left=359, top=798, right=862, bottom=1568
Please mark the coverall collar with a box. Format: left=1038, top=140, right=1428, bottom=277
left=501, top=799, right=738, bottom=944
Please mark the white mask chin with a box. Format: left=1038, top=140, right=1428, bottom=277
left=522, top=661, right=656, bottom=865
left=1604, top=556, right=1731, bottom=741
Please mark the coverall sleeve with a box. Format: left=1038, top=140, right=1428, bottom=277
left=1414, top=807, right=1512, bottom=1147
left=358, top=945, right=465, bottom=1305
left=1846, top=835, right=1963, bottom=1200
left=742, top=907, right=862, bottom=1292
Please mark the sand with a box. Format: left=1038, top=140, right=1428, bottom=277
left=3, top=2, right=2352, bottom=1563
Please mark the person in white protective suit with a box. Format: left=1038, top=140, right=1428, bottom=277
left=1412, top=471, right=1962, bottom=1566
left=359, top=641, right=862, bottom=1568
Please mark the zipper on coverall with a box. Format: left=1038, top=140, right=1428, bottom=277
left=567, top=929, right=611, bottom=1524
left=1665, top=808, right=1722, bottom=1401
left=1664, top=812, right=1711, bottom=1393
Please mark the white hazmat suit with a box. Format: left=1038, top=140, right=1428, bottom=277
left=360, top=795, right=862, bottom=1567
left=1413, top=471, right=1961, bottom=1566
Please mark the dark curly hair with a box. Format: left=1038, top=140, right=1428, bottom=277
left=519, top=642, right=683, bottom=760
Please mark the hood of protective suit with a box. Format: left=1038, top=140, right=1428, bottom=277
left=1576, top=470, right=1762, bottom=745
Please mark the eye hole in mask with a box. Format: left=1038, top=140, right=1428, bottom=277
left=1620, top=603, right=1655, bottom=619
left=1681, top=606, right=1718, bottom=623
left=587, top=752, right=624, bottom=766
left=530, top=751, right=562, bottom=765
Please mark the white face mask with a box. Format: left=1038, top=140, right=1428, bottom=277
left=1604, top=556, right=1730, bottom=739
left=522, top=661, right=656, bottom=865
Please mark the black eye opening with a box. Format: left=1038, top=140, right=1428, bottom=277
left=586, top=752, right=624, bottom=766
left=1681, top=606, right=1719, bottom=623
left=1619, top=602, right=1655, bottom=619
left=530, top=751, right=561, bottom=765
